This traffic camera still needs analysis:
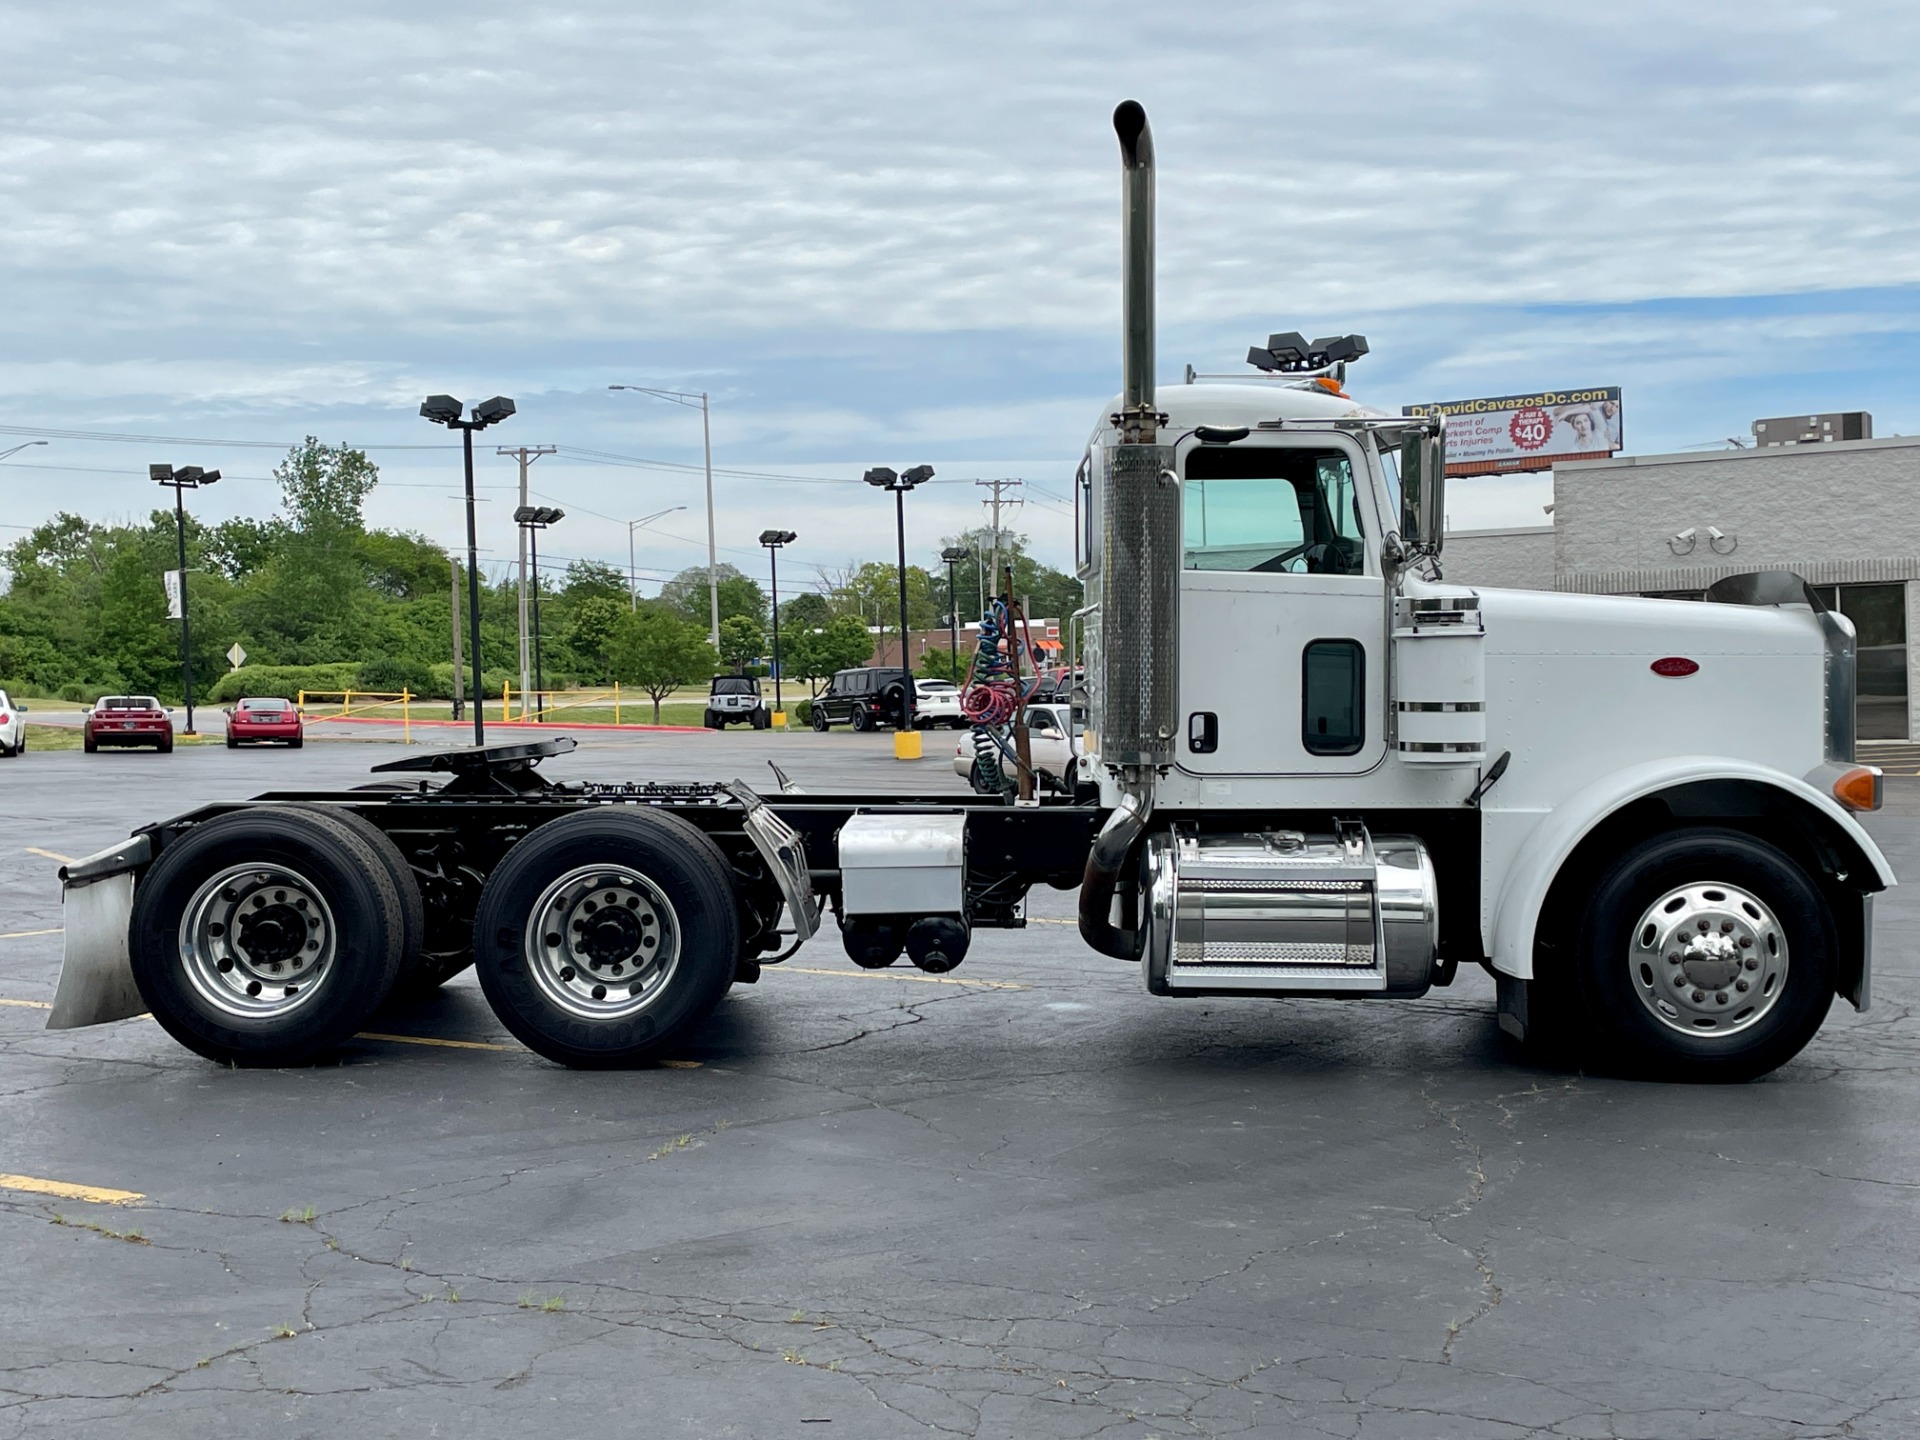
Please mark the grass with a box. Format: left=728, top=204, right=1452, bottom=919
left=517, top=1292, right=566, bottom=1312
left=646, top=1133, right=696, bottom=1162
left=49, top=1212, right=148, bottom=1244
left=279, top=1205, right=317, bottom=1224
left=21, top=723, right=222, bottom=753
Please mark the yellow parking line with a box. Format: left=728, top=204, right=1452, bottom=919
left=24, top=848, right=77, bottom=865
left=356, top=1032, right=520, bottom=1052
left=0, top=1173, right=144, bottom=1206
left=0, top=928, right=63, bottom=940
left=0, top=998, right=53, bottom=1009
left=773, top=966, right=1030, bottom=991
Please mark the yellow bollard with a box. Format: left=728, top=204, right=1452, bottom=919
left=501, top=681, right=511, bottom=723
left=772, top=711, right=787, bottom=730
left=401, top=689, right=411, bottom=745
left=614, top=683, right=621, bottom=726
left=893, top=729, right=923, bottom=760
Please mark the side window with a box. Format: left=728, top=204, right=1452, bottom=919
left=1302, top=639, right=1364, bottom=756
left=1183, top=446, right=1366, bottom=575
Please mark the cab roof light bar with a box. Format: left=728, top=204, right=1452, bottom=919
left=1184, top=332, right=1370, bottom=384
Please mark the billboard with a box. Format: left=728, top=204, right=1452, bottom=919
left=1402, top=387, right=1622, bottom=476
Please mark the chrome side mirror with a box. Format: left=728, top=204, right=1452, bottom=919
left=1400, top=418, right=1447, bottom=556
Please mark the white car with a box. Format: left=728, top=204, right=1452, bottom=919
left=913, top=679, right=965, bottom=729
left=0, top=689, right=25, bottom=757
left=953, top=702, right=1083, bottom=792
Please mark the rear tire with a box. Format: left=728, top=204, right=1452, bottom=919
left=226, top=736, right=238, bottom=749
left=158, top=735, right=173, bottom=754
left=291, top=736, right=303, bottom=749
left=1568, top=827, right=1836, bottom=1082
left=292, top=807, right=437, bottom=997
left=128, top=807, right=405, bottom=1065
left=472, top=809, right=740, bottom=1067
left=851, top=707, right=871, bottom=733
left=83, top=733, right=97, bottom=753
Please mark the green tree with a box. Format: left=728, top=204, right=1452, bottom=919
left=918, top=646, right=968, bottom=682
left=659, top=563, right=765, bottom=627
left=563, top=594, right=628, bottom=683
left=778, top=590, right=832, bottom=631
left=608, top=609, right=717, bottom=722
left=358, top=530, right=449, bottom=600
left=718, top=614, right=765, bottom=673
left=277, top=437, right=379, bottom=530
left=562, top=559, right=628, bottom=604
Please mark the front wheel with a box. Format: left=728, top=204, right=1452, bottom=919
left=811, top=709, right=829, bottom=732
left=1569, top=828, right=1837, bottom=1082
left=472, top=809, right=740, bottom=1067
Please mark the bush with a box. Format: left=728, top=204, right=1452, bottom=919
left=356, top=656, right=434, bottom=696
left=429, top=662, right=516, bottom=702
left=791, top=698, right=812, bottom=726
left=206, top=663, right=360, bottom=704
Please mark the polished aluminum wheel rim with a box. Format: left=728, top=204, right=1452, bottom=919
left=1628, top=881, right=1786, bottom=1037
left=524, top=865, right=681, bottom=1020
left=180, top=863, right=336, bottom=1019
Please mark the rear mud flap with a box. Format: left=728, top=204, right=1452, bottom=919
left=48, top=874, right=144, bottom=1031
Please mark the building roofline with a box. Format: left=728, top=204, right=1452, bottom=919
left=1443, top=525, right=1555, bottom=539
left=1559, top=432, right=1919, bottom=473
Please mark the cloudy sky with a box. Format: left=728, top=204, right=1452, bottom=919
left=4, top=1, right=1917, bottom=593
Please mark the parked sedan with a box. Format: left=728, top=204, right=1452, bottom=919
left=953, top=702, right=1083, bottom=792
left=0, top=689, right=27, bottom=758
left=226, top=696, right=304, bottom=748
left=83, top=695, right=174, bottom=753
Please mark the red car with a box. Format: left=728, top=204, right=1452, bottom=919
left=225, top=696, right=304, bottom=748
left=83, top=695, right=174, bottom=753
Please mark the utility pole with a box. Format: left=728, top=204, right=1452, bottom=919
left=975, top=478, right=1023, bottom=600
left=498, top=444, right=555, bottom=713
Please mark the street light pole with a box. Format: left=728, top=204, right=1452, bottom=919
left=150, top=464, right=220, bottom=735
left=626, top=505, right=688, bottom=611
left=863, top=465, right=934, bottom=733
left=421, top=394, right=517, bottom=747
left=941, top=545, right=970, bottom=679
left=609, top=385, right=721, bottom=647
left=759, top=529, right=796, bottom=718
left=514, top=506, right=564, bottom=722
left=0, top=440, right=50, bottom=463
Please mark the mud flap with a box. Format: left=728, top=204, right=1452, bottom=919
left=48, top=872, right=143, bottom=1029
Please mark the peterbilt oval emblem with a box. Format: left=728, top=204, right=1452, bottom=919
left=1651, top=657, right=1700, bottom=677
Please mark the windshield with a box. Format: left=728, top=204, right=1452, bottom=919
left=917, top=680, right=956, bottom=693
left=1182, top=445, right=1365, bottom=575
left=100, top=696, right=159, bottom=711
left=712, top=678, right=757, bottom=695
left=241, top=698, right=290, bottom=711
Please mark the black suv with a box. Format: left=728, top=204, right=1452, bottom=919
left=811, top=667, right=909, bottom=732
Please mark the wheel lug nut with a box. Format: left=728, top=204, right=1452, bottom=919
left=1744, top=958, right=1760, bottom=970
left=1692, top=990, right=1706, bottom=1003
left=610, top=963, right=624, bottom=975
left=1715, top=992, right=1729, bottom=1004
left=1739, top=936, right=1752, bottom=949
left=1736, top=979, right=1750, bottom=992
left=1720, top=921, right=1733, bottom=933
left=1697, top=920, right=1710, bottom=933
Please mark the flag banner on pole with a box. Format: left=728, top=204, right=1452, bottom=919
left=163, top=570, right=183, bottom=620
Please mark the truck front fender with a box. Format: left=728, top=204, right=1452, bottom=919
left=1486, top=755, right=1894, bottom=980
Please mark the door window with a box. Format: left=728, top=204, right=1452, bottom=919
left=1301, top=639, right=1365, bottom=756
left=1183, top=447, right=1366, bottom=576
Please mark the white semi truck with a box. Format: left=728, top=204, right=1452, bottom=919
left=50, top=102, right=1891, bottom=1082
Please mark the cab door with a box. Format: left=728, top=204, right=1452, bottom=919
left=1175, top=434, right=1387, bottom=777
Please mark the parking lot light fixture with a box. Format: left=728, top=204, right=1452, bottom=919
left=513, top=506, right=564, bottom=720
left=152, top=463, right=221, bottom=736
left=421, top=394, right=516, bottom=745
left=759, top=529, right=797, bottom=718
left=863, top=465, right=933, bottom=733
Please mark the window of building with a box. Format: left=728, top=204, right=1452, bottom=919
left=1183, top=447, right=1366, bottom=576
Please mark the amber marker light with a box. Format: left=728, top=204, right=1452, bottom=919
left=1832, top=766, right=1883, bottom=813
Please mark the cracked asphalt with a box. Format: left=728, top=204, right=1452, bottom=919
left=3, top=731, right=1918, bottom=1438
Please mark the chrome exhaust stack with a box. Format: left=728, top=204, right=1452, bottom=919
left=1082, top=100, right=1179, bottom=960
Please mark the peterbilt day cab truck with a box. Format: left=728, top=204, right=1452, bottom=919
left=48, top=103, right=1891, bottom=1082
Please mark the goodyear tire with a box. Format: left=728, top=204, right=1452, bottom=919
left=128, top=807, right=405, bottom=1066
left=472, top=809, right=740, bottom=1067
left=1570, top=827, right=1837, bottom=1082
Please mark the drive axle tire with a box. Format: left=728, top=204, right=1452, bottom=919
left=128, top=807, right=406, bottom=1066
left=290, top=806, right=440, bottom=997
left=1570, top=827, right=1837, bottom=1082
left=472, top=809, right=740, bottom=1067
left=850, top=707, right=871, bottom=733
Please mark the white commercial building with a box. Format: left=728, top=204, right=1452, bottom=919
left=1442, top=434, right=1919, bottom=739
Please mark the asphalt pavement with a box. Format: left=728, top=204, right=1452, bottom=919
left=2, top=733, right=1918, bottom=1438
